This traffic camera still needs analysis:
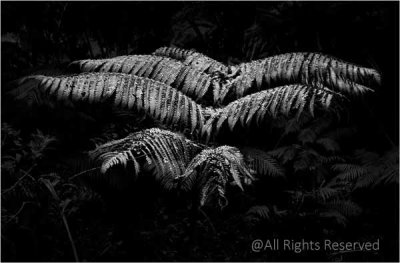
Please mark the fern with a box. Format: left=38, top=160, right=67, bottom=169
left=232, top=52, right=380, bottom=96
left=179, top=146, right=253, bottom=208
left=332, top=163, right=368, bottom=181
left=317, top=199, right=362, bottom=227
left=153, top=46, right=230, bottom=75
left=353, top=148, right=399, bottom=188
left=90, top=128, right=203, bottom=189
left=12, top=74, right=346, bottom=142
left=325, top=199, right=362, bottom=218
left=11, top=73, right=207, bottom=134
left=314, top=186, right=341, bottom=203
left=91, top=131, right=257, bottom=205
left=330, top=148, right=399, bottom=189
left=153, top=48, right=380, bottom=102
left=245, top=205, right=288, bottom=224
left=246, top=205, right=271, bottom=222
left=376, top=148, right=399, bottom=185
left=68, top=55, right=221, bottom=102
left=67, top=49, right=379, bottom=107
left=269, top=145, right=301, bottom=164
left=316, top=137, right=340, bottom=153
left=202, top=85, right=341, bottom=141
left=319, top=210, right=348, bottom=227
left=153, top=46, right=198, bottom=61
left=184, top=53, right=230, bottom=76
left=241, top=147, right=285, bottom=177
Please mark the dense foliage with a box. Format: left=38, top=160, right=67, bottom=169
left=2, top=2, right=398, bottom=261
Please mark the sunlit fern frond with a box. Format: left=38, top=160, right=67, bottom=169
left=10, top=73, right=206, bottom=134
left=89, top=128, right=204, bottom=189
left=185, top=53, right=230, bottom=76
left=11, top=74, right=349, bottom=143
left=241, top=147, right=285, bottom=177
left=68, top=55, right=218, bottom=102
left=153, top=46, right=230, bottom=75
left=66, top=49, right=378, bottom=107
left=232, top=52, right=380, bottom=97
left=153, top=46, right=198, bottom=61
left=179, top=146, right=253, bottom=208
left=202, top=85, right=342, bottom=141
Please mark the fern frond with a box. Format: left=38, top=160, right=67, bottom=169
left=332, top=163, right=367, bottom=181
left=202, top=85, right=341, bottom=140
left=319, top=210, right=348, bottom=227
left=354, top=147, right=399, bottom=188
left=319, top=155, right=345, bottom=164
left=241, top=147, right=285, bottom=177
left=8, top=75, right=52, bottom=106
left=377, top=148, right=399, bottom=185
left=90, top=128, right=203, bottom=189
left=325, top=200, right=362, bottom=218
left=179, top=146, right=253, bottom=208
left=233, top=52, right=380, bottom=96
left=246, top=205, right=271, bottom=221
left=12, top=74, right=348, bottom=142
left=269, top=145, right=301, bottom=164
left=69, top=55, right=219, bottom=102
left=316, top=138, right=340, bottom=152
left=11, top=73, right=207, bottom=134
left=67, top=49, right=377, bottom=106
left=153, top=46, right=229, bottom=75
left=314, top=186, right=341, bottom=202
left=185, top=53, right=230, bottom=75
left=153, top=46, right=198, bottom=61
left=293, top=147, right=323, bottom=172
left=280, top=116, right=310, bottom=136
left=377, top=164, right=399, bottom=185
left=297, top=128, right=318, bottom=144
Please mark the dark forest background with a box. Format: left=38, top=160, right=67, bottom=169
left=1, top=1, right=399, bottom=262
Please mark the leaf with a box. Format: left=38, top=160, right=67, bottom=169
left=90, top=128, right=203, bottom=188
left=11, top=73, right=207, bottom=135
left=206, top=85, right=341, bottom=136
left=179, top=146, right=253, bottom=208
left=235, top=52, right=380, bottom=95
left=241, top=147, right=285, bottom=177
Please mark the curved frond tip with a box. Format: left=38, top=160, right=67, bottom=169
left=179, top=146, right=253, bottom=208
left=90, top=128, right=203, bottom=188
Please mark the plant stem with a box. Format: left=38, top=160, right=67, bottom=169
left=5, top=201, right=36, bottom=224
left=61, top=213, right=80, bottom=262
left=198, top=207, right=217, bottom=235
left=68, top=166, right=100, bottom=181
left=2, top=165, right=36, bottom=195
left=41, top=178, right=80, bottom=262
